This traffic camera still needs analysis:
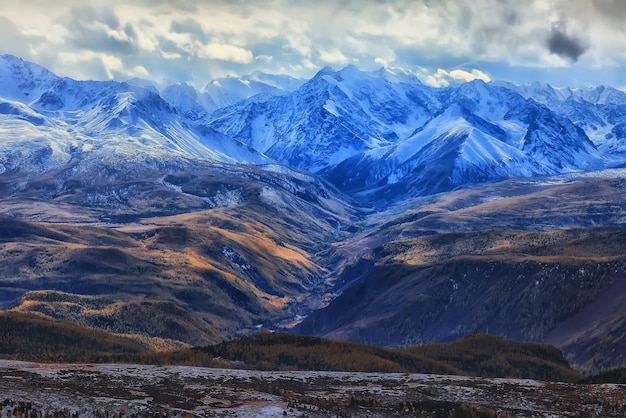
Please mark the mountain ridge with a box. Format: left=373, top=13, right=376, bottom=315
left=1, top=53, right=624, bottom=202
left=0, top=312, right=583, bottom=382
left=2, top=54, right=626, bottom=373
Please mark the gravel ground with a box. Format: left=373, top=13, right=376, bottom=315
left=0, top=360, right=624, bottom=417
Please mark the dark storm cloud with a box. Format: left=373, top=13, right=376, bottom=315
left=61, top=7, right=140, bottom=55
left=547, top=26, right=588, bottom=62
left=592, top=0, right=626, bottom=22
left=62, top=6, right=120, bottom=28
left=170, top=18, right=206, bottom=39
left=156, top=36, right=183, bottom=55
left=389, top=0, right=532, bottom=60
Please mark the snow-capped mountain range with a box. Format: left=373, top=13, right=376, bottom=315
left=0, top=54, right=269, bottom=175
left=160, top=71, right=305, bottom=120
left=1, top=53, right=626, bottom=202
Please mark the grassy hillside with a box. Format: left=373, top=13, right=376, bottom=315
left=299, top=226, right=626, bottom=372
left=201, top=332, right=582, bottom=382
left=373, top=178, right=626, bottom=240
left=0, top=163, right=358, bottom=346
left=0, top=169, right=352, bottom=345
left=8, top=291, right=220, bottom=349
left=404, top=333, right=581, bottom=382
left=580, top=367, right=626, bottom=384
left=2, top=168, right=626, bottom=375
left=0, top=315, right=581, bottom=382
left=0, top=311, right=147, bottom=362
left=202, top=331, right=461, bottom=374
left=0, top=311, right=222, bottom=365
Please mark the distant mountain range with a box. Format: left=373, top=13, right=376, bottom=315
left=208, top=65, right=616, bottom=202
left=2, top=54, right=626, bottom=373
left=2, top=54, right=626, bottom=204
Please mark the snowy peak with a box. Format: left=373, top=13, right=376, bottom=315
left=208, top=65, right=440, bottom=172
left=493, top=81, right=570, bottom=108
left=80, top=89, right=174, bottom=133
left=75, top=88, right=270, bottom=164
left=324, top=103, right=541, bottom=198
left=375, top=67, right=423, bottom=85
left=520, top=105, right=603, bottom=170
left=159, top=72, right=305, bottom=119
left=575, top=85, right=626, bottom=105
left=200, top=72, right=303, bottom=112
left=207, top=64, right=614, bottom=201
left=162, top=83, right=213, bottom=121
left=499, top=81, right=626, bottom=159
left=0, top=55, right=272, bottom=171
left=498, top=81, right=626, bottom=107
left=244, top=71, right=305, bottom=91
left=0, top=55, right=625, bottom=203
left=447, top=80, right=529, bottom=124
left=0, top=98, right=47, bottom=126
left=332, top=64, right=421, bottom=85
left=0, top=54, right=61, bottom=103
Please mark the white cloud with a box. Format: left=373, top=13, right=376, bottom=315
left=197, top=42, right=253, bottom=64
left=375, top=57, right=388, bottom=67
left=101, top=54, right=124, bottom=78
left=134, top=27, right=156, bottom=52
left=22, top=23, right=68, bottom=44
left=422, top=69, right=451, bottom=88
left=131, top=65, right=149, bottom=78
left=163, top=32, right=195, bottom=53
left=449, top=69, right=491, bottom=83
left=56, top=50, right=150, bottom=80
left=319, top=49, right=348, bottom=65
left=1, top=0, right=626, bottom=86
left=105, top=26, right=132, bottom=43
left=161, top=50, right=182, bottom=60
left=57, top=51, right=90, bottom=65
left=420, top=68, right=492, bottom=88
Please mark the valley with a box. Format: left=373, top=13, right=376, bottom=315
left=1, top=53, right=626, bottom=389
left=1, top=169, right=625, bottom=374
left=0, top=164, right=356, bottom=348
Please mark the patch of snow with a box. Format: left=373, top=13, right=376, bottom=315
left=260, top=186, right=287, bottom=208
left=323, top=100, right=341, bottom=117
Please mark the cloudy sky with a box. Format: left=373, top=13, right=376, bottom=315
left=1, top=0, right=626, bottom=89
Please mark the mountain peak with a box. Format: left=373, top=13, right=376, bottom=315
left=313, top=66, right=336, bottom=78
left=338, top=64, right=360, bottom=73
left=0, top=53, right=625, bottom=201
left=0, top=54, right=58, bottom=78
left=0, top=54, right=60, bottom=103
left=162, top=82, right=200, bottom=103
left=377, top=67, right=422, bottom=85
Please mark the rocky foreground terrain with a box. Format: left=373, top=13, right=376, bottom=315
left=1, top=360, right=624, bottom=417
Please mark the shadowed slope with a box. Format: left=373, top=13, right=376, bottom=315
left=200, top=332, right=581, bottom=381
left=0, top=311, right=147, bottom=361
left=298, top=227, right=626, bottom=372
